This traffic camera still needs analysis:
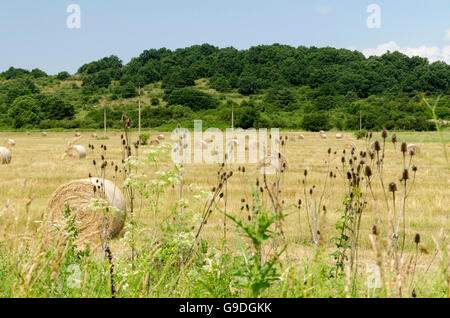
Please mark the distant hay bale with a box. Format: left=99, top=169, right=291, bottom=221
left=336, top=133, right=343, bottom=139
left=0, top=147, right=12, bottom=165
left=26, top=131, right=31, bottom=136
left=289, top=136, right=296, bottom=142
left=63, top=145, right=86, bottom=160
left=298, top=134, right=305, bottom=140
left=75, top=132, right=81, bottom=137
left=319, top=130, right=325, bottom=134
left=41, top=132, right=48, bottom=137
left=257, top=152, right=289, bottom=173
left=46, top=178, right=126, bottom=243
left=4, top=139, right=15, bottom=147
left=407, top=144, right=420, bottom=155
left=91, top=133, right=98, bottom=139
left=320, top=133, right=327, bottom=139
left=157, top=134, right=165, bottom=141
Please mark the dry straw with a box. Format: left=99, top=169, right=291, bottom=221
left=46, top=178, right=126, bottom=243
left=0, top=146, right=12, bottom=165
left=336, top=133, right=343, bottom=139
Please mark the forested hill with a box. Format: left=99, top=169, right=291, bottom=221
left=1, top=44, right=449, bottom=131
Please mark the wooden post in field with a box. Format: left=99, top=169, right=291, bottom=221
left=104, top=105, right=107, bottom=138
left=138, top=83, right=141, bottom=142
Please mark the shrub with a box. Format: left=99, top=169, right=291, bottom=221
left=302, top=112, right=331, bottom=131
left=166, top=88, right=219, bottom=111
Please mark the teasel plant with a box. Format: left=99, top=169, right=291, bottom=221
left=302, top=147, right=336, bottom=251
left=88, top=142, right=120, bottom=261
left=119, top=113, right=138, bottom=270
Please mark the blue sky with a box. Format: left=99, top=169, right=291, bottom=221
left=0, top=0, right=449, bottom=74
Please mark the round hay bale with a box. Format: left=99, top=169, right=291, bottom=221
left=298, top=134, right=305, bottom=140
left=91, top=133, right=98, bottom=139
left=319, top=130, right=325, bottom=134
left=26, top=131, right=31, bottom=136
left=336, top=133, right=343, bottom=139
left=157, top=134, right=165, bottom=141
left=289, top=136, right=296, bottom=142
left=4, top=139, right=15, bottom=147
left=65, top=145, right=86, bottom=159
left=257, top=152, right=289, bottom=173
left=42, top=132, right=48, bottom=137
left=407, top=144, right=420, bottom=155
left=75, top=132, right=81, bottom=137
left=320, top=133, right=327, bottom=139
left=0, top=147, right=12, bottom=165
left=46, top=178, right=126, bottom=242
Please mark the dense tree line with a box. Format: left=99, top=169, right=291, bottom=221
left=0, top=44, right=448, bottom=130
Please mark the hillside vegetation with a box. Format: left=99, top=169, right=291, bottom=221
left=0, top=44, right=449, bottom=131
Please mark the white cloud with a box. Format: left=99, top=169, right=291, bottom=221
left=444, top=29, right=450, bottom=42
left=362, top=41, right=450, bottom=64
left=314, top=6, right=332, bottom=15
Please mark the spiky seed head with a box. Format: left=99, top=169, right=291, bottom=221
left=414, top=233, right=421, bottom=244
left=401, top=142, right=408, bottom=153
left=402, top=169, right=409, bottom=181
left=412, top=165, right=418, bottom=172
left=365, top=166, right=372, bottom=178
left=391, top=134, right=397, bottom=144
left=372, top=225, right=379, bottom=235
left=373, top=140, right=381, bottom=152
left=388, top=182, right=398, bottom=192
left=382, top=128, right=388, bottom=139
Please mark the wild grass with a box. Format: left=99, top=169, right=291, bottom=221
left=0, top=127, right=448, bottom=298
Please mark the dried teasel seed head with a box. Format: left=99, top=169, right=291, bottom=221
left=373, top=140, right=381, bottom=152
left=347, top=171, right=352, bottom=180
left=304, top=169, right=308, bottom=176
left=402, top=168, right=409, bottom=181
left=388, top=182, right=397, bottom=192
left=372, top=224, right=379, bottom=235
left=364, top=166, right=372, bottom=178
left=414, top=233, right=421, bottom=244
left=382, top=127, right=388, bottom=139
left=401, top=142, right=407, bottom=153
left=391, top=134, right=397, bottom=144
left=412, top=165, right=418, bottom=172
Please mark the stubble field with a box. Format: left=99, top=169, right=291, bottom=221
left=0, top=129, right=449, bottom=298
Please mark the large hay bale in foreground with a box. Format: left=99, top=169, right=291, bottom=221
left=0, top=147, right=11, bottom=165
left=64, top=145, right=86, bottom=159
left=46, top=179, right=126, bottom=242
